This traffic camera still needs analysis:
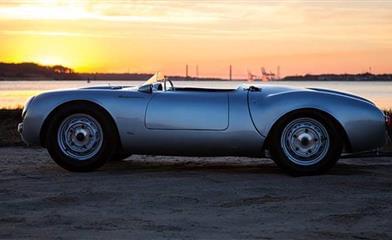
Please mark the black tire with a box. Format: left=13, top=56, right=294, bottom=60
left=46, top=102, right=118, bottom=172
left=268, top=110, right=343, bottom=176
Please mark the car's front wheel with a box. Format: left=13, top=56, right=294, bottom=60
left=46, top=103, right=118, bottom=172
left=268, top=110, right=343, bottom=175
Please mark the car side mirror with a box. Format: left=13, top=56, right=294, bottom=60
left=138, top=84, right=153, bottom=94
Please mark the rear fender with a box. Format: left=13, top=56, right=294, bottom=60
left=248, top=90, right=385, bottom=152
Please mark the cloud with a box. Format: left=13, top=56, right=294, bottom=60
left=0, top=0, right=220, bottom=23
left=0, top=30, right=127, bottom=38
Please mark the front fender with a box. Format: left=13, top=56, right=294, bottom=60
left=21, top=91, right=110, bottom=145
left=21, top=89, right=150, bottom=147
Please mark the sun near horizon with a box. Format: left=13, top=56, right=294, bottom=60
left=1, top=0, right=392, bottom=78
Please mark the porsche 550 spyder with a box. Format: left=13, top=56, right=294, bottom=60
left=18, top=75, right=388, bottom=175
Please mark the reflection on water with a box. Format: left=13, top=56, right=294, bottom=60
left=0, top=80, right=391, bottom=109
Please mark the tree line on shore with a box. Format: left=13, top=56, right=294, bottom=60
left=0, top=62, right=151, bottom=81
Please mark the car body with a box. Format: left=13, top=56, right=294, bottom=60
left=18, top=77, right=387, bottom=174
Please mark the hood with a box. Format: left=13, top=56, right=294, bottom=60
left=80, top=85, right=131, bottom=90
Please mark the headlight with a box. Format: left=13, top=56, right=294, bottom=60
left=22, top=96, right=35, bottom=118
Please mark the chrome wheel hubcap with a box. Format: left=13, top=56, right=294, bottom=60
left=57, top=114, right=103, bottom=160
left=281, top=118, right=329, bottom=166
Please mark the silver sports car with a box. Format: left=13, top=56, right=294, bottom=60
left=18, top=75, right=388, bottom=175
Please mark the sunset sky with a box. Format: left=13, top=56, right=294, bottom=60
left=0, top=0, right=391, bottom=78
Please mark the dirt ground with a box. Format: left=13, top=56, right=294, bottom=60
left=0, top=147, right=391, bottom=239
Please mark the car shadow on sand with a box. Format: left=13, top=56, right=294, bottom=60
left=97, top=157, right=373, bottom=176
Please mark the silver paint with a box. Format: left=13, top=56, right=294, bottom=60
left=145, top=91, right=229, bottom=130
left=18, top=83, right=386, bottom=157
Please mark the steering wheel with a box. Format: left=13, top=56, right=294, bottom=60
left=163, top=78, right=175, bottom=91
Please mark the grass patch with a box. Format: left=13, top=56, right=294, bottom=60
left=384, top=109, right=392, bottom=151
left=0, top=108, right=23, bottom=146
left=384, top=109, right=392, bottom=119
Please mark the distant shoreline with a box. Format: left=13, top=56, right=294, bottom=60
left=1, top=78, right=392, bottom=82
left=2, top=74, right=392, bottom=82
left=1, top=62, right=392, bottom=82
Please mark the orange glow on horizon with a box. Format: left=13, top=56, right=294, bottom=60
left=1, top=1, right=392, bottom=77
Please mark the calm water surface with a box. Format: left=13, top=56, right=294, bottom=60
left=1, top=80, right=391, bottom=109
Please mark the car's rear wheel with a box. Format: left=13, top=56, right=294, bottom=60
left=46, top=103, right=118, bottom=172
left=268, top=110, right=342, bottom=175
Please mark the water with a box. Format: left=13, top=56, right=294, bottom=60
left=0, top=80, right=391, bottom=109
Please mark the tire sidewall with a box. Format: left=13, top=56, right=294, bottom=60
left=269, top=110, right=342, bottom=175
left=46, top=103, right=117, bottom=171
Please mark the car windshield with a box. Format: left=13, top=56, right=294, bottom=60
left=143, top=72, right=165, bottom=85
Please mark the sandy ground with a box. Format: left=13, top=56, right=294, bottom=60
left=0, top=147, right=391, bottom=239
